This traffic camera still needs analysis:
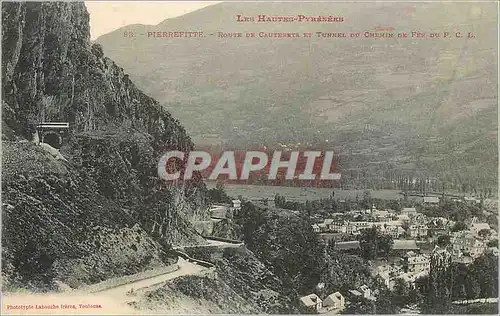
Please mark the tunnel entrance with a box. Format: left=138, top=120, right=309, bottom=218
left=41, top=132, right=63, bottom=149
left=36, top=122, right=69, bottom=149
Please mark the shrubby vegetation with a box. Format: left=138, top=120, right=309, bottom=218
left=321, top=241, right=372, bottom=296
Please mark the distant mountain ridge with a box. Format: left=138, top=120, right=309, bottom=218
left=96, top=2, right=498, bottom=191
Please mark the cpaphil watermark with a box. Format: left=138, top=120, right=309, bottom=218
left=157, top=150, right=341, bottom=185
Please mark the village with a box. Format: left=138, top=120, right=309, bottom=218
left=203, top=190, right=498, bottom=315
left=301, top=195, right=498, bottom=314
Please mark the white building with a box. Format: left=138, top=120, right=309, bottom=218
left=402, top=251, right=430, bottom=274
left=402, top=207, right=417, bottom=217
left=385, top=225, right=406, bottom=238
left=423, top=196, right=440, bottom=205
left=471, top=223, right=491, bottom=236
left=231, top=199, right=241, bottom=210
left=299, top=294, right=322, bottom=311
left=451, top=231, right=487, bottom=258
left=323, top=292, right=345, bottom=310
left=408, top=225, right=428, bottom=238
left=373, top=209, right=391, bottom=218
left=330, top=221, right=347, bottom=233
left=347, top=221, right=374, bottom=235
left=324, top=218, right=335, bottom=225
left=318, top=223, right=328, bottom=232
left=312, top=224, right=321, bottom=233
left=375, top=264, right=401, bottom=290
left=359, top=285, right=376, bottom=300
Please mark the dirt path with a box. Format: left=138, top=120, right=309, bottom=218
left=95, top=257, right=206, bottom=301
left=173, top=239, right=244, bottom=250
left=2, top=257, right=208, bottom=315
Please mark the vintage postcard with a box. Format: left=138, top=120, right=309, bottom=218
left=1, top=0, right=498, bottom=315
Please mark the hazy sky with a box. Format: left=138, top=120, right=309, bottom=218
left=85, top=1, right=220, bottom=40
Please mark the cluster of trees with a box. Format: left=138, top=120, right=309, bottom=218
left=358, top=226, right=394, bottom=260
left=235, top=201, right=323, bottom=297
left=273, top=194, right=304, bottom=212
left=450, top=221, right=468, bottom=232
left=343, top=252, right=499, bottom=315
left=415, top=252, right=498, bottom=313
left=273, top=192, right=409, bottom=219
left=273, top=193, right=344, bottom=214
left=235, top=201, right=374, bottom=301
left=420, top=200, right=483, bottom=222
left=333, top=165, right=496, bottom=196
left=207, top=182, right=232, bottom=204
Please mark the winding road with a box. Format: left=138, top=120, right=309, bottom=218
left=94, top=257, right=207, bottom=303
left=2, top=257, right=210, bottom=315
left=172, top=238, right=244, bottom=250
left=3, top=240, right=242, bottom=315
left=88, top=238, right=243, bottom=303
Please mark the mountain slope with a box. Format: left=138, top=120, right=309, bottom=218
left=1, top=2, right=209, bottom=291
left=96, top=2, right=498, bottom=190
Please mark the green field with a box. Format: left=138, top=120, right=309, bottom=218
left=205, top=183, right=415, bottom=202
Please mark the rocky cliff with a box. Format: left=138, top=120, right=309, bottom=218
left=2, top=2, right=209, bottom=291
left=3, top=2, right=186, bottom=143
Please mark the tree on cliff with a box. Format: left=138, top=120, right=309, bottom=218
left=207, top=185, right=232, bottom=204
left=237, top=202, right=323, bottom=297
left=251, top=213, right=323, bottom=297
left=236, top=201, right=266, bottom=247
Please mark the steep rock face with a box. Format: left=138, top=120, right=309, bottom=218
left=1, top=1, right=210, bottom=232
left=68, top=131, right=208, bottom=246
left=1, top=2, right=209, bottom=291
left=2, top=2, right=188, bottom=146
left=211, top=219, right=242, bottom=240
left=214, top=248, right=298, bottom=314
left=2, top=142, right=172, bottom=291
